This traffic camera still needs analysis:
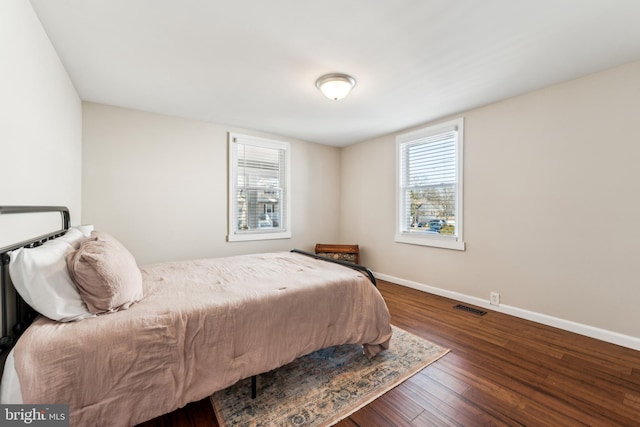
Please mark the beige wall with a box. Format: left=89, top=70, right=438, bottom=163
left=340, top=60, right=640, bottom=340
left=82, top=102, right=341, bottom=265
left=0, top=1, right=81, bottom=246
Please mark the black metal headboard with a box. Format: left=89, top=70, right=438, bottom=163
left=0, top=206, right=71, bottom=352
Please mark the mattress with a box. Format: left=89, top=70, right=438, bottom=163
left=1, top=251, right=392, bottom=426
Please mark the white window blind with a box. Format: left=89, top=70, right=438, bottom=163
left=396, top=118, right=465, bottom=250
left=228, top=134, right=291, bottom=242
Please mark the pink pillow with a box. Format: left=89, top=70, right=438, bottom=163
left=67, top=231, right=143, bottom=314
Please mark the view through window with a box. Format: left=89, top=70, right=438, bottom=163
left=396, top=118, right=465, bottom=250
left=228, top=134, right=290, bottom=241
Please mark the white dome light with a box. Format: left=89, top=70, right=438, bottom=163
left=315, top=73, right=356, bottom=101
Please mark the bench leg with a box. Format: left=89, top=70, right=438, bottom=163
left=251, top=375, right=257, bottom=399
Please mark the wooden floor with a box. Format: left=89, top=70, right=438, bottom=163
left=139, top=280, right=640, bottom=426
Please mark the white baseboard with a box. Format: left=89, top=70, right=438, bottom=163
left=374, top=272, right=640, bottom=352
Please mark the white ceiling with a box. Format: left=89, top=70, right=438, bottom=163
left=30, top=0, right=640, bottom=147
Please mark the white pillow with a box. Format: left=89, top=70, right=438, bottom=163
left=55, top=225, right=94, bottom=248
left=9, top=238, right=95, bottom=322
left=73, top=224, right=94, bottom=238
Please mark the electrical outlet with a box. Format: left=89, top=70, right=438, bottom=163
left=490, top=292, right=500, bottom=306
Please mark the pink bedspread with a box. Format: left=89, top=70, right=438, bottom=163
left=13, top=252, right=392, bottom=426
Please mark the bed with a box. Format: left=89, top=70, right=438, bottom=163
left=0, top=206, right=392, bottom=426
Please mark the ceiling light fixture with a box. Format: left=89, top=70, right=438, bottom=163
left=315, top=73, right=356, bottom=101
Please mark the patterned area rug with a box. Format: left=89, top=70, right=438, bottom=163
left=210, top=325, right=449, bottom=427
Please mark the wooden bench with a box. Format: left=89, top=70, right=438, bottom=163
left=315, top=244, right=359, bottom=265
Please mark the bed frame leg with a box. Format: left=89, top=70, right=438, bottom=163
left=251, top=375, right=257, bottom=399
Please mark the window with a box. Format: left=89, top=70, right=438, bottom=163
left=396, top=118, right=465, bottom=250
left=228, top=133, right=291, bottom=242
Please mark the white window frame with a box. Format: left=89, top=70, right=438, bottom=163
left=395, top=118, right=465, bottom=250
left=228, top=133, right=291, bottom=242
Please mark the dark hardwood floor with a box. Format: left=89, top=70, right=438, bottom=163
left=139, top=280, right=640, bottom=426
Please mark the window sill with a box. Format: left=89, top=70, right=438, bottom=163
left=228, top=230, right=291, bottom=242
left=395, top=233, right=465, bottom=251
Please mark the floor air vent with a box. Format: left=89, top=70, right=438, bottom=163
left=453, top=304, right=487, bottom=316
